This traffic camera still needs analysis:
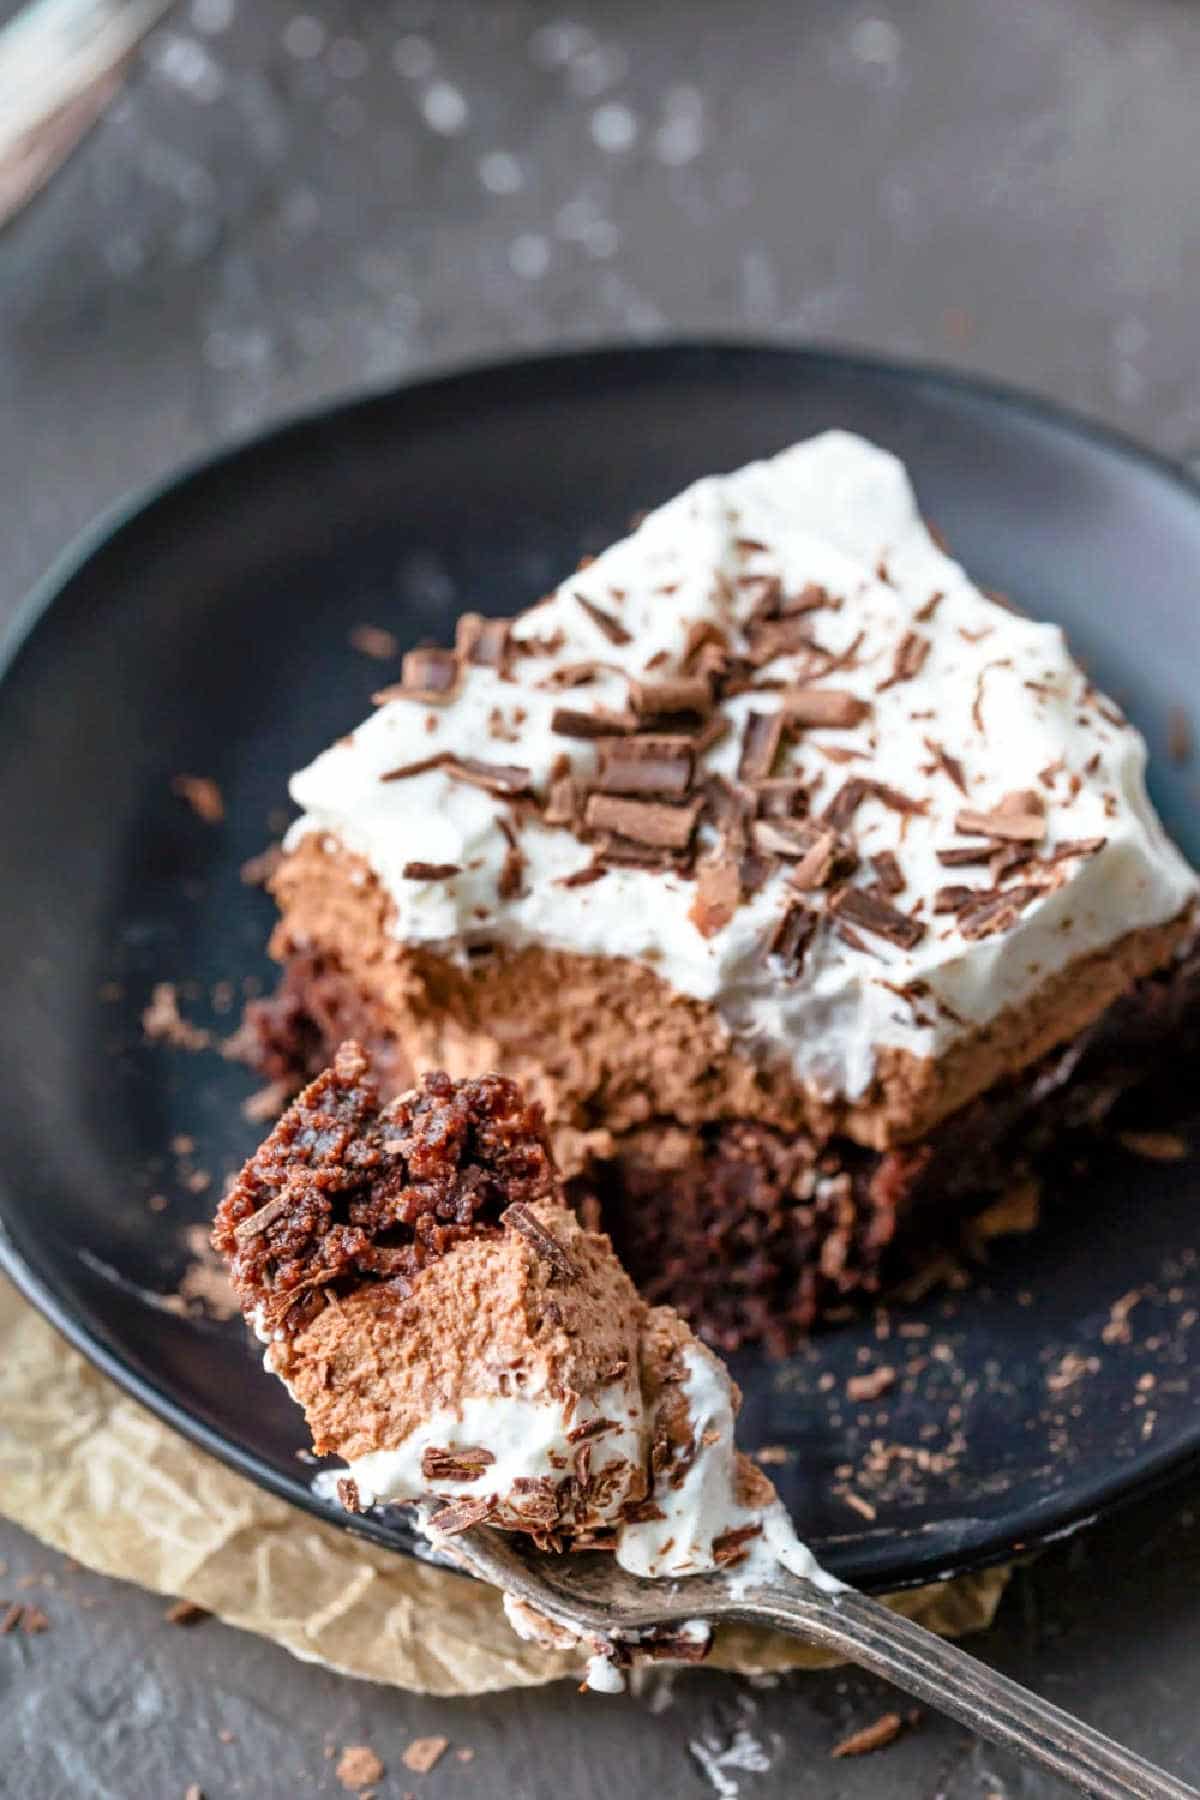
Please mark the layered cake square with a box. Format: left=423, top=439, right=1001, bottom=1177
left=248, top=433, right=1198, bottom=1351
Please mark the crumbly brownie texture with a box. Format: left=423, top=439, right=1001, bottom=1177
left=214, top=1043, right=556, bottom=1339
left=212, top=1047, right=795, bottom=1580
left=247, top=919, right=1200, bottom=1353
left=591, top=934, right=1200, bottom=1353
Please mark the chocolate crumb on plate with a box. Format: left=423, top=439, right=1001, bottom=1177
left=171, top=775, right=224, bottom=825
left=348, top=624, right=399, bottom=661
left=1168, top=704, right=1193, bottom=765
left=831, top=1712, right=908, bottom=1758
left=402, top=1737, right=449, bottom=1775
left=164, top=1599, right=209, bottom=1626
left=336, top=1745, right=385, bottom=1792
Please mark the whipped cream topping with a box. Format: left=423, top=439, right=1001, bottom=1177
left=342, top=1377, right=644, bottom=1522
left=335, top=1340, right=837, bottom=1598
left=288, top=431, right=1196, bottom=1102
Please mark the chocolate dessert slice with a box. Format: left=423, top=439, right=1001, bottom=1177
left=213, top=1047, right=824, bottom=1680
left=245, top=433, right=1198, bottom=1349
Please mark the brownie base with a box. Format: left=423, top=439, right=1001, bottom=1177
left=243, top=939, right=1200, bottom=1355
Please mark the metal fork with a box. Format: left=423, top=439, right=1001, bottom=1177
left=449, top=1525, right=1197, bottom=1799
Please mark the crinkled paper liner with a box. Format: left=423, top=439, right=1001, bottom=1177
left=0, top=1279, right=1007, bottom=1695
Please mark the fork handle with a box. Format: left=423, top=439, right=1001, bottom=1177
left=743, top=1579, right=1196, bottom=1798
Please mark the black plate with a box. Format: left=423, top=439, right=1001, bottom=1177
left=1, top=344, right=1197, bottom=1592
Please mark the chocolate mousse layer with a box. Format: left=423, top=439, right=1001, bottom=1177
left=244, top=935, right=1200, bottom=1353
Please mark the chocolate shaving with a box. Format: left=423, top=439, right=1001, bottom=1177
left=754, top=778, right=810, bottom=819
left=402, top=861, right=461, bottom=880
left=711, top=1521, right=763, bottom=1566
left=557, top=860, right=608, bottom=888
left=958, top=884, right=1041, bottom=939
left=421, top=1445, right=497, bottom=1481
left=538, top=660, right=604, bottom=689
left=869, top=781, right=927, bottom=816
left=495, top=819, right=526, bottom=900
left=753, top=818, right=851, bottom=890
left=936, top=843, right=993, bottom=867
left=629, top=677, right=712, bottom=718
left=426, top=1497, right=495, bottom=1536
left=456, top=612, right=511, bottom=670
left=551, top=705, right=637, bottom=739
left=876, top=630, right=930, bottom=691
left=594, top=737, right=695, bottom=798
left=782, top=687, right=870, bottom=728
left=822, top=777, right=871, bottom=830
left=914, top=590, right=944, bottom=623
left=584, top=792, right=702, bottom=850
left=831, top=1712, right=905, bottom=1759
left=747, top=612, right=820, bottom=665
left=955, top=799, right=1046, bottom=842
left=766, top=900, right=817, bottom=973
left=922, top=737, right=968, bottom=795
left=566, top=1417, right=621, bottom=1444
left=872, top=850, right=905, bottom=895
left=380, top=752, right=451, bottom=783
left=933, top=884, right=979, bottom=914
left=443, top=756, right=533, bottom=797
left=501, top=1202, right=575, bottom=1279
left=689, top=856, right=740, bottom=937
left=576, top=594, right=632, bottom=645
left=681, top=619, right=730, bottom=676
left=830, top=887, right=926, bottom=950
left=738, top=710, right=785, bottom=782
left=398, top=646, right=460, bottom=703
left=782, top=581, right=836, bottom=615
left=1048, top=835, right=1107, bottom=861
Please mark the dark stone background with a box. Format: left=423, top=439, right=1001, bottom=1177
left=2, top=2, right=1199, bottom=1794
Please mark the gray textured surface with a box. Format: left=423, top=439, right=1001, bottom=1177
left=2, top=1, right=1200, bottom=1795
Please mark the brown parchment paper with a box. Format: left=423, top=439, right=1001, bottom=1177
left=0, top=1278, right=1007, bottom=1694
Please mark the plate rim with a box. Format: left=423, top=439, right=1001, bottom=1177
left=1, top=336, right=1198, bottom=1592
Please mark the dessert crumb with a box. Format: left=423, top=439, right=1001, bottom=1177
left=402, top=1736, right=449, bottom=1774
left=831, top=1710, right=906, bottom=1757
left=1167, top=704, right=1193, bottom=765
left=164, top=1599, right=209, bottom=1626
left=171, top=774, right=225, bottom=824
left=349, top=624, right=399, bottom=661
left=846, top=1365, right=896, bottom=1403
left=142, top=983, right=212, bottom=1052
left=1116, top=1129, right=1189, bottom=1162
left=337, top=1745, right=385, bottom=1791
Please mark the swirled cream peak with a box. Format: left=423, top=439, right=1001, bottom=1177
left=288, top=431, right=1196, bottom=1103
